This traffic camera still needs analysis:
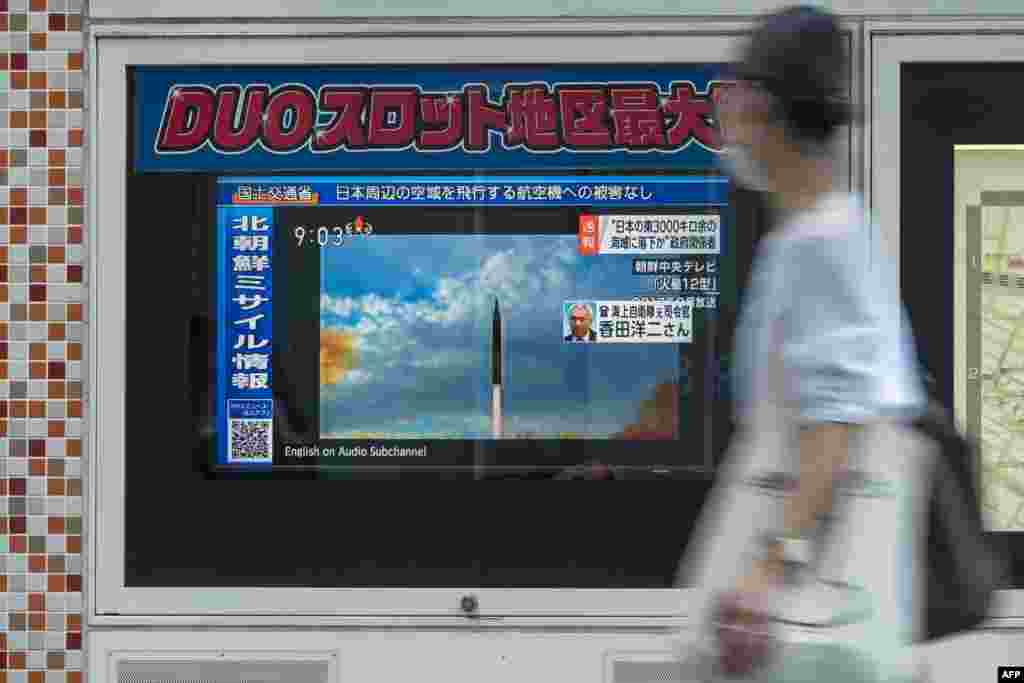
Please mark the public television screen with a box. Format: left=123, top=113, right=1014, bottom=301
left=128, top=64, right=743, bottom=481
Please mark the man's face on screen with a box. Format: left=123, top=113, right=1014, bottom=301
left=569, top=306, right=593, bottom=339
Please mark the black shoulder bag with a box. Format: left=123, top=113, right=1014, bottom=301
left=911, top=388, right=1010, bottom=642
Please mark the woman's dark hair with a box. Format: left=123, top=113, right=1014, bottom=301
left=736, top=5, right=854, bottom=146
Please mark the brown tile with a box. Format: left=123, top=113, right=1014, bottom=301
left=29, top=554, right=45, bottom=572
left=0, top=401, right=7, bottom=417
left=29, top=612, right=46, bottom=631
left=67, top=535, right=82, bottom=553
left=10, top=110, right=28, bottom=128
left=30, top=342, right=46, bottom=360
left=28, top=400, right=45, bottom=418
left=48, top=516, right=64, bottom=533
left=30, top=671, right=46, bottom=683
left=68, top=342, right=82, bottom=360
left=10, top=613, right=27, bottom=631
left=47, top=652, right=65, bottom=670
left=67, top=575, right=82, bottom=592
left=28, top=72, right=46, bottom=89
left=69, top=52, right=83, bottom=70
left=48, top=323, right=65, bottom=341
left=67, top=614, right=82, bottom=630
left=0, top=285, right=6, bottom=302
left=30, top=265, right=46, bottom=283
left=68, top=13, right=82, bottom=31
left=29, top=110, right=46, bottom=129
left=48, top=555, right=65, bottom=573
left=0, top=323, right=6, bottom=340
left=48, top=381, right=65, bottom=399
left=49, top=149, right=66, bottom=165
left=48, top=421, right=64, bottom=437
left=67, top=303, right=83, bottom=321
left=67, top=382, right=82, bottom=399
left=47, top=361, right=64, bottom=378
left=12, top=72, right=28, bottom=89
left=67, top=437, right=82, bottom=455
left=68, top=400, right=82, bottom=418
left=29, top=207, right=47, bottom=224
left=48, top=188, right=65, bottom=205
left=68, top=92, right=83, bottom=109
left=29, top=303, right=47, bottom=321
left=30, top=92, right=47, bottom=109
left=48, top=246, right=65, bottom=263
left=29, top=362, right=46, bottom=379
left=67, top=478, right=82, bottom=496
left=49, top=460, right=65, bottom=477
left=30, top=0, right=48, bottom=10
left=48, top=575, right=65, bottom=592
left=11, top=400, right=26, bottom=418
left=29, top=459, right=45, bottom=476
left=29, top=130, right=47, bottom=147
left=69, top=129, right=83, bottom=147
left=49, top=168, right=66, bottom=185
left=47, top=478, right=65, bottom=495
left=9, top=227, right=27, bottom=244
left=29, top=284, right=46, bottom=301
left=30, top=32, right=47, bottom=50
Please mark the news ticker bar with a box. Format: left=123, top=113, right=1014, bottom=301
left=216, top=176, right=729, bottom=207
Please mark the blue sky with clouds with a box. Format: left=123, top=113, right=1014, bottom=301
left=319, top=233, right=681, bottom=438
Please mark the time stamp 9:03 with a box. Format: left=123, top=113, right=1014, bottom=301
left=293, top=216, right=374, bottom=247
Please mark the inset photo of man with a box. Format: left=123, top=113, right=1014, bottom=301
left=564, top=302, right=597, bottom=342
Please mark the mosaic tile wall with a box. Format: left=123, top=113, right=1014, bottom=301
left=1, top=0, right=88, bottom=681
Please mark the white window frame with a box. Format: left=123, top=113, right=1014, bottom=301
left=87, top=19, right=857, bottom=627
left=867, top=19, right=1024, bottom=627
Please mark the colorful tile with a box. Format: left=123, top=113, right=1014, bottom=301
left=1, top=4, right=85, bottom=681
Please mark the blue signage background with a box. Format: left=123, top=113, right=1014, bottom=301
left=133, top=64, right=728, bottom=173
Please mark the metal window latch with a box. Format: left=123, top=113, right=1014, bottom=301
left=460, top=594, right=479, bottom=617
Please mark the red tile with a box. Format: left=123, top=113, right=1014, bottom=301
left=11, top=53, right=28, bottom=71
left=48, top=575, right=65, bottom=592
left=48, top=516, right=64, bottom=533
left=29, top=440, right=45, bottom=458
left=67, top=265, right=83, bottom=283
left=29, top=284, right=46, bottom=302
left=11, top=535, right=28, bottom=553
left=48, top=361, right=65, bottom=379
left=48, top=13, right=65, bottom=31
left=66, top=633, right=82, bottom=650
left=29, top=130, right=47, bottom=147
left=67, top=575, right=82, bottom=592
left=47, top=421, right=64, bottom=437
left=11, top=516, right=27, bottom=534
left=10, top=478, right=26, bottom=495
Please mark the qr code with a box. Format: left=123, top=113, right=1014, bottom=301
left=229, top=419, right=273, bottom=462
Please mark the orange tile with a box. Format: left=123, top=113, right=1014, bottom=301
left=67, top=303, right=83, bottom=321
left=29, top=362, right=47, bottom=379
left=9, top=227, right=27, bottom=245
left=29, top=460, right=45, bottom=478
left=12, top=72, right=28, bottom=89
left=48, top=323, right=65, bottom=340
left=48, top=246, right=65, bottom=263
left=49, top=169, right=66, bottom=185
left=28, top=400, right=45, bottom=418
left=0, top=247, right=6, bottom=263
left=48, top=575, right=65, bottom=592
left=67, top=535, right=82, bottom=553
left=48, top=421, right=64, bottom=437
left=11, top=188, right=28, bottom=205
left=69, top=52, right=83, bottom=70
left=0, top=285, right=6, bottom=302
left=29, top=555, right=46, bottom=573
left=49, top=149, right=66, bottom=165
left=30, top=0, right=47, bottom=10
left=68, top=401, right=82, bottom=418
left=69, top=129, right=83, bottom=147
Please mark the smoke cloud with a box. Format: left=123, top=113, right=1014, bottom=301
left=320, top=327, right=359, bottom=386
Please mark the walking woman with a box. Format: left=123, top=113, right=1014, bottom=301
left=677, top=6, right=931, bottom=682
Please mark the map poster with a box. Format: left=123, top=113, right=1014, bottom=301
left=956, top=146, right=1024, bottom=532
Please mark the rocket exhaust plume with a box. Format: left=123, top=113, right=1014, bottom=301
left=320, top=327, right=359, bottom=386
left=491, top=298, right=503, bottom=439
